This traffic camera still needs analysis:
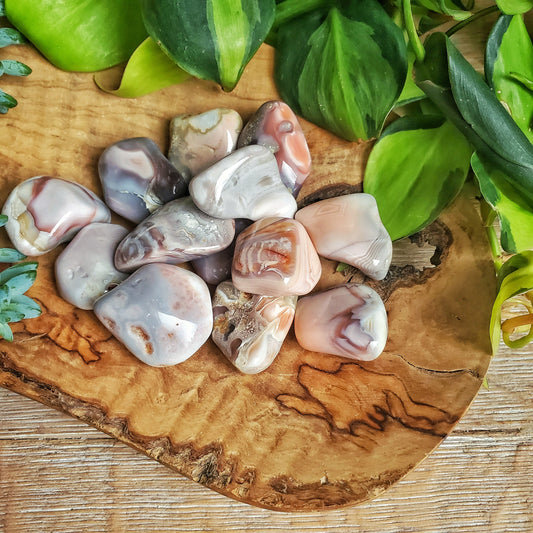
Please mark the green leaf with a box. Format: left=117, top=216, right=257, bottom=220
left=0, top=247, right=26, bottom=263
left=364, top=116, right=472, bottom=240
left=0, top=88, right=16, bottom=113
left=0, top=59, right=31, bottom=77
left=486, top=15, right=533, bottom=143
left=5, top=271, right=36, bottom=297
left=0, top=27, right=25, bottom=47
left=0, top=261, right=37, bottom=286
left=414, top=0, right=471, bottom=19
left=0, top=215, right=7, bottom=228
left=95, top=37, right=191, bottom=98
left=490, top=250, right=533, bottom=353
left=472, top=152, right=533, bottom=254
left=142, top=0, right=275, bottom=91
left=276, top=0, right=407, bottom=141
left=6, top=0, right=147, bottom=71
left=8, top=294, right=41, bottom=318
left=0, top=309, right=24, bottom=323
left=0, top=321, right=13, bottom=342
left=0, top=1, right=5, bottom=17
left=495, top=0, right=533, bottom=14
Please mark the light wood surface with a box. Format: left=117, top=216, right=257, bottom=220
left=1, top=8, right=532, bottom=531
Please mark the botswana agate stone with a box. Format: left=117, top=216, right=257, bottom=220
left=114, top=197, right=235, bottom=272
left=94, top=264, right=213, bottom=367
left=294, top=283, right=388, bottom=361
left=2, top=176, right=111, bottom=256
left=232, top=217, right=321, bottom=296
left=295, top=193, right=392, bottom=281
left=98, top=137, right=188, bottom=223
left=189, top=145, right=297, bottom=220
left=238, top=101, right=311, bottom=195
left=55, top=223, right=129, bottom=310
left=168, top=108, right=242, bottom=181
left=212, top=281, right=297, bottom=374
left=191, top=219, right=252, bottom=285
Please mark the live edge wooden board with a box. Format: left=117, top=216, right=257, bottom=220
left=0, top=43, right=496, bottom=511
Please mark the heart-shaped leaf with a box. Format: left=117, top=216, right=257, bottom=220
left=142, top=0, right=275, bottom=92
left=275, top=0, right=407, bottom=141
left=6, top=0, right=147, bottom=71
left=485, top=14, right=533, bottom=143
left=364, top=115, right=472, bottom=240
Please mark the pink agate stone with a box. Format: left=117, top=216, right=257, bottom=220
left=294, top=283, right=388, bottom=361
left=212, top=281, right=297, bottom=374
left=232, top=217, right=321, bottom=296
left=238, top=100, right=311, bottom=196
left=2, top=176, right=111, bottom=256
left=295, top=193, right=392, bottom=280
left=94, top=264, right=213, bottom=367
left=168, top=108, right=242, bottom=181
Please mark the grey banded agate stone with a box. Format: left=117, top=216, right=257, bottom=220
left=294, top=283, right=388, bottom=361
left=55, top=223, right=129, bottom=310
left=114, top=196, right=235, bottom=272
left=98, top=137, right=188, bottom=223
left=212, top=281, right=297, bottom=374
left=191, top=218, right=252, bottom=285
left=2, top=176, right=111, bottom=256
left=295, top=193, right=392, bottom=281
left=189, top=145, right=297, bottom=220
left=94, top=264, right=213, bottom=367
left=168, top=108, right=243, bottom=181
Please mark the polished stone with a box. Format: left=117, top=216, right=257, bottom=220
left=294, top=283, right=388, bottom=361
left=212, top=280, right=297, bottom=374
left=2, top=176, right=111, bottom=256
left=238, top=100, right=311, bottom=195
left=295, top=193, right=392, bottom=280
left=55, top=223, right=129, bottom=310
left=94, top=263, right=213, bottom=367
left=114, top=196, right=235, bottom=272
left=98, top=137, right=187, bottom=223
left=232, top=217, right=321, bottom=296
left=189, top=145, right=297, bottom=220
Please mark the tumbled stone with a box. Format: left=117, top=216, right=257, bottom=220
left=94, top=264, right=213, bottom=367
left=232, top=217, right=321, bottom=296
left=295, top=193, right=392, bottom=280
left=168, top=108, right=242, bottom=181
left=294, top=283, right=388, bottom=361
left=191, top=219, right=252, bottom=285
left=212, top=281, right=297, bottom=374
left=115, top=196, right=235, bottom=272
left=189, top=145, right=297, bottom=220
left=98, top=137, right=188, bottom=223
left=55, top=223, right=129, bottom=310
left=238, top=100, right=311, bottom=195
left=2, top=176, right=111, bottom=256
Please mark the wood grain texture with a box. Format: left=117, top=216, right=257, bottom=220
left=1, top=8, right=532, bottom=527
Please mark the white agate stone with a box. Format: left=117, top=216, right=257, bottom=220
left=212, top=281, right=297, bottom=374
left=55, top=223, right=129, bottom=310
left=168, top=108, right=243, bottom=181
left=189, top=145, right=297, bottom=220
left=94, top=264, right=213, bottom=367
left=232, top=217, right=321, bottom=296
left=294, top=283, right=388, bottom=361
left=295, top=193, right=392, bottom=280
left=2, top=176, right=111, bottom=256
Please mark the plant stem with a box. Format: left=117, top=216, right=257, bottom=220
left=446, top=6, right=500, bottom=37
left=401, top=0, right=425, bottom=63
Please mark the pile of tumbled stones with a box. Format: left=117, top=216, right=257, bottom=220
left=2, top=101, right=392, bottom=374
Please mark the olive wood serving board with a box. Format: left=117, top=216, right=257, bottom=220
left=0, top=43, right=496, bottom=511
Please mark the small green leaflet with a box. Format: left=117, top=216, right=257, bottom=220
left=414, top=0, right=472, bottom=20
left=472, top=152, right=533, bottom=254
left=0, top=27, right=26, bottom=47
left=0, top=59, right=31, bottom=77
left=142, top=0, right=275, bottom=91
left=486, top=14, right=533, bottom=143
left=95, top=38, right=191, bottom=98
left=5, top=0, right=147, bottom=71
left=490, top=251, right=533, bottom=353
left=495, top=0, right=533, bottom=14
left=364, top=115, right=472, bottom=240
left=275, top=0, right=407, bottom=141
